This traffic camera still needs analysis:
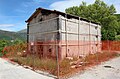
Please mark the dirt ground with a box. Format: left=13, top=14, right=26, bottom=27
left=69, top=57, right=120, bottom=79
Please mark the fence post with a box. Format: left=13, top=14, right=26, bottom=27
left=107, top=35, right=110, bottom=59
left=56, top=39, right=60, bottom=79
left=83, top=37, right=86, bottom=66
left=31, top=35, right=35, bottom=70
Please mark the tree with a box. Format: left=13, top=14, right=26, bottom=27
left=115, top=14, right=120, bottom=35
left=115, top=35, right=120, bottom=40
left=66, top=0, right=119, bottom=40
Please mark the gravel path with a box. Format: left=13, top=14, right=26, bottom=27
left=0, top=58, right=54, bottom=79
left=69, top=57, right=120, bottom=79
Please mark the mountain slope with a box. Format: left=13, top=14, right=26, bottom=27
left=17, top=29, right=27, bottom=33
left=0, top=30, right=27, bottom=41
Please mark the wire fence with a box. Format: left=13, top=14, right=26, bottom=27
left=0, top=32, right=120, bottom=79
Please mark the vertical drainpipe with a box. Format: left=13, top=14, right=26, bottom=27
left=27, top=23, right=29, bottom=43
left=57, top=17, right=60, bottom=41
left=97, top=24, right=99, bottom=52
left=27, top=23, right=29, bottom=53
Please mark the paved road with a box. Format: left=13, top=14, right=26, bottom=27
left=0, top=58, right=54, bottom=79
left=69, top=57, right=120, bottom=79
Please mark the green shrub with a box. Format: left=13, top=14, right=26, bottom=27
left=115, top=35, right=120, bottom=40
left=0, top=40, right=9, bottom=57
left=0, top=39, right=26, bottom=57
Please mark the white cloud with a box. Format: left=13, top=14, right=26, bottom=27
left=49, top=0, right=95, bottom=12
left=0, top=24, right=15, bottom=27
left=0, top=24, right=16, bottom=31
left=50, top=0, right=120, bottom=13
left=0, top=23, right=27, bottom=32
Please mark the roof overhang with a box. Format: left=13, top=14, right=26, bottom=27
left=25, top=7, right=100, bottom=25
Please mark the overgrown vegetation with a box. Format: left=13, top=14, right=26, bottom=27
left=59, top=52, right=119, bottom=78
left=10, top=55, right=57, bottom=75
left=66, top=0, right=120, bottom=40
left=0, top=40, right=9, bottom=56
left=0, top=39, right=26, bottom=57
left=0, top=29, right=27, bottom=57
left=7, top=50, right=119, bottom=77
left=115, top=35, right=120, bottom=41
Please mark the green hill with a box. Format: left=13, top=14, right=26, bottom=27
left=17, top=29, right=27, bottom=33
left=0, top=30, right=27, bottom=41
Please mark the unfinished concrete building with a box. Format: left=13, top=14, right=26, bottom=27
left=26, top=8, right=101, bottom=60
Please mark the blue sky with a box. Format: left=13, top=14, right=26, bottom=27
left=0, top=0, right=119, bottom=32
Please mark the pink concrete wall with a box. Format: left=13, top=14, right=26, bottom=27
left=28, top=40, right=101, bottom=60
left=60, top=40, right=101, bottom=59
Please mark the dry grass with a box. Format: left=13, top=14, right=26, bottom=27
left=2, top=43, right=27, bottom=57
left=59, top=59, right=72, bottom=76
left=59, top=51, right=119, bottom=78
left=6, top=51, right=120, bottom=78
left=10, top=55, right=57, bottom=75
